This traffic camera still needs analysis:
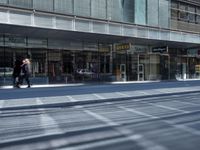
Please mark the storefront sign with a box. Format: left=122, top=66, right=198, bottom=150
left=132, top=45, right=148, bottom=53
left=152, top=47, right=167, bottom=53
left=116, top=43, right=131, bottom=51
left=99, top=47, right=110, bottom=52
left=5, top=36, right=26, bottom=47
left=187, top=48, right=200, bottom=56
left=28, top=38, right=47, bottom=48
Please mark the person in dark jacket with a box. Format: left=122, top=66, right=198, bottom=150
left=19, top=58, right=31, bottom=88
left=12, top=60, right=21, bottom=88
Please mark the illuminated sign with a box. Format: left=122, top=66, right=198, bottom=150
left=99, top=47, right=110, bottom=52
left=116, top=43, right=131, bottom=51
left=152, top=47, right=167, bottom=53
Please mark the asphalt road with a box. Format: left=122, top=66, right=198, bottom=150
left=0, top=92, right=200, bottom=150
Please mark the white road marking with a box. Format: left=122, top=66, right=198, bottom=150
left=36, top=98, right=63, bottom=135
left=119, top=106, right=200, bottom=136
left=174, top=100, right=198, bottom=106
left=85, top=109, right=167, bottom=150
left=147, top=102, right=190, bottom=113
left=66, top=96, right=77, bottom=102
left=0, top=100, right=4, bottom=113
left=0, top=100, right=4, bottom=108
left=139, top=91, right=150, bottom=95
left=93, top=94, right=106, bottom=100
left=115, top=92, right=130, bottom=97
left=84, top=110, right=119, bottom=126
left=119, top=106, right=158, bottom=119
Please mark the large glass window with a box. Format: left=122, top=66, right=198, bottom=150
left=33, top=0, right=53, bottom=12
left=159, top=0, right=170, bottom=28
left=180, top=3, right=188, bottom=11
left=31, top=49, right=47, bottom=78
left=188, top=13, right=195, bottom=23
left=123, top=0, right=134, bottom=23
left=9, top=0, right=33, bottom=8
left=54, top=0, right=73, bottom=14
left=107, top=0, right=123, bottom=22
left=197, top=8, right=200, bottom=14
left=147, top=0, right=159, bottom=26
left=171, top=1, right=178, bottom=9
left=188, top=5, right=195, bottom=13
left=0, top=0, right=8, bottom=4
left=135, top=0, right=146, bottom=25
left=74, top=0, right=90, bottom=17
left=171, top=9, right=179, bottom=19
left=0, top=48, right=4, bottom=78
left=91, top=0, right=106, bottom=19
left=179, top=11, right=188, bottom=21
left=196, top=15, right=200, bottom=24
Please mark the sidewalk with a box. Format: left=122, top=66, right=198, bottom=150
left=1, top=81, right=200, bottom=111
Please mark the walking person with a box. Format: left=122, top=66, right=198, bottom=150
left=19, top=58, right=31, bottom=88
left=12, top=60, right=21, bottom=88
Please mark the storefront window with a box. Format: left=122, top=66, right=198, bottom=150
left=3, top=48, right=14, bottom=85
left=0, top=48, right=5, bottom=78
left=74, top=51, right=99, bottom=82
left=31, top=49, right=47, bottom=77
left=48, top=50, right=63, bottom=83
left=62, top=51, right=74, bottom=83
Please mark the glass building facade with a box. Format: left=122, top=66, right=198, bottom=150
left=0, top=0, right=200, bottom=86
left=0, top=0, right=170, bottom=27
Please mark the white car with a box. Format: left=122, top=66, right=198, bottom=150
left=76, top=69, right=95, bottom=76
left=0, top=67, right=13, bottom=76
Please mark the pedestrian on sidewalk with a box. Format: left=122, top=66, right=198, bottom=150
left=18, top=58, right=32, bottom=88
left=12, top=59, right=21, bottom=88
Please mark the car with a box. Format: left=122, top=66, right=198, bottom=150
left=0, top=67, right=13, bottom=76
left=76, top=69, right=95, bottom=76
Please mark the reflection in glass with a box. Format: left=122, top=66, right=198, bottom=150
left=135, top=0, right=146, bottom=25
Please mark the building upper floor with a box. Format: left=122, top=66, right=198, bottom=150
left=0, top=0, right=170, bottom=28
left=1, top=0, right=200, bottom=33
left=171, top=0, right=200, bottom=32
left=0, top=0, right=200, bottom=45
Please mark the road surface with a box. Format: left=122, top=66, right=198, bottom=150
left=0, top=92, right=200, bottom=150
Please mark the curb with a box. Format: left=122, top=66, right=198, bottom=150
left=1, top=90, right=200, bottom=111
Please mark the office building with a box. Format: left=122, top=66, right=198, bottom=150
left=0, top=0, right=200, bottom=85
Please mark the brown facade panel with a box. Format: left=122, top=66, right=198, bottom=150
left=171, top=19, right=200, bottom=32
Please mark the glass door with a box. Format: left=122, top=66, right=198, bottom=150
left=114, top=52, right=127, bottom=81
left=160, top=54, right=170, bottom=80
left=48, top=50, right=63, bottom=84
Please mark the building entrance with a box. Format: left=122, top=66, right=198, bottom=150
left=149, top=54, right=170, bottom=80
